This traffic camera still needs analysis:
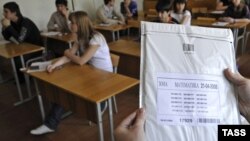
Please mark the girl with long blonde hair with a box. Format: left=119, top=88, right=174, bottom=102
left=30, top=11, right=112, bottom=135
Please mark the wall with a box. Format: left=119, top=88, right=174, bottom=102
left=0, top=0, right=143, bottom=40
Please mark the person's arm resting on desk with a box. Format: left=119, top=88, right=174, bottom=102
left=47, top=13, right=58, bottom=31
left=97, top=8, right=119, bottom=25
left=2, top=19, right=30, bottom=42
left=113, top=8, right=125, bottom=24
left=47, top=42, right=79, bottom=72
left=64, top=44, right=99, bottom=66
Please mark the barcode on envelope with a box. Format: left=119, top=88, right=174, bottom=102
left=183, top=44, right=194, bottom=52
left=198, top=118, right=220, bottom=123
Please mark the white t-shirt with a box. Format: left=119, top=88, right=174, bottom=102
left=79, top=33, right=113, bottom=72
left=170, top=10, right=191, bottom=25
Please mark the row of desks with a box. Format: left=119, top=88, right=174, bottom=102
left=0, top=41, right=139, bottom=141
left=127, top=16, right=250, bottom=54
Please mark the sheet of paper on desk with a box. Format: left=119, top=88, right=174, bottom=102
left=27, top=61, right=52, bottom=73
left=41, top=31, right=61, bottom=36
left=212, top=22, right=229, bottom=26
left=140, top=22, right=240, bottom=141
left=209, top=10, right=224, bottom=14
left=0, top=40, right=10, bottom=45
left=99, top=23, right=112, bottom=26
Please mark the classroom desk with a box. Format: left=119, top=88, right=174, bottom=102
left=108, top=40, right=140, bottom=78
left=192, top=19, right=250, bottom=53
left=127, top=16, right=157, bottom=28
left=0, top=42, right=44, bottom=106
left=27, top=63, right=139, bottom=141
left=94, top=24, right=131, bottom=41
left=0, top=40, right=11, bottom=83
left=41, top=32, right=77, bottom=48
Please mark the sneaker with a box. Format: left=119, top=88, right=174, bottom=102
left=30, top=125, right=55, bottom=135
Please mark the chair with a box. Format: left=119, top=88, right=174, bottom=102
left=191, top=7, right=208, bottom=19
left=110, top=53, right=120, bottom=114
left=100, top=53, right=120, bottom=115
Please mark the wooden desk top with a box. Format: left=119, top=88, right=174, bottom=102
left=94, top=24, right=131, bottom=32
left=192, top=19, right=250, bottom=29
left=28, top=63, right=139, bottom=103
left=127, top=16, right=157, bottom=28
left=0, top=42, right=44, bottom=59
left=42, top=33, right=77, bottom=43
left=108, top=40, right=140, bottom=57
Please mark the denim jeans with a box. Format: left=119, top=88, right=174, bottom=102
left=44, top=103, right=64, bottom=130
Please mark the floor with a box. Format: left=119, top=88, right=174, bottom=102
left=0, top=68, right=139, bottom=141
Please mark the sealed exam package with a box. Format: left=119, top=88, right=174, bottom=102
left=140, top=22, right=240, bottom=141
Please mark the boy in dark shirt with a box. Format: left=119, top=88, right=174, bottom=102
left=1, top=2, right=42, bottom=46
left=220, top=0, right=250, bottom=23
left=154, top=0, right=179, bottom=24
left=216, top=0, right=233, bottom=11
left=1, top=2, right=43, bottom=83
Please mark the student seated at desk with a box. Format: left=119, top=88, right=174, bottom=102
left=216, top=0, right=233, bottom=11
left=47, top=0, right=71, bottom=33
left=120, top=0, right=138, bottom=18
left=46, top=0, right=71, bottom=58
left=154, top=0, right=179, bottom=24
left=96, top=0, right=125, bottom=25
left=1, top=2, right=43, bottom=83
left=169, top=0, right=191, bottom=25
left=30, top=11, right=112, bottom=135
left=1, top=2, right=42, bottom=45
left=219, top=0, right=250, bottom=23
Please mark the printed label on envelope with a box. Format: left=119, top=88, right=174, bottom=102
left=157, top=73, right=222, bottom=126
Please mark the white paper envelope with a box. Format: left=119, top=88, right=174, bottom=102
left=140, top=22, right=240, bottom=141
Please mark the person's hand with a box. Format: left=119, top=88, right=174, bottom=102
left=224, top=68, right=250, bottom=122
left=61, top=8, right=69, bottom=18
left=115, top=108, right=145, bottom=141
left=1, top=18, right=11, bottom=28
left=47, top=64, right=56, bottom=73
left=124, top=2, right=129, bottom=7
left=64, top=49, right=71, bottom=57
left=118, top=20, right=125, bottom=25
left=220, top=17, right=235, bottom=23
left=126, top=13, right=133, bottom=18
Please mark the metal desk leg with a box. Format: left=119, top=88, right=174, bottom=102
left=112, top=32, right=115, bottom=41
left=34, top=79, right=45, bottom=121
left=20, top=56, right=32, bottom=99
left=96, top=102, right=104, bottom=141
left=108, top=98, right=114, bottom=141
left=11, top=58, right=24, bottom=106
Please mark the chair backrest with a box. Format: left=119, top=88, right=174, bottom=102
left=110, top=53, right=120, bottom=73
left=187, top=0, right=216, bottom=10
